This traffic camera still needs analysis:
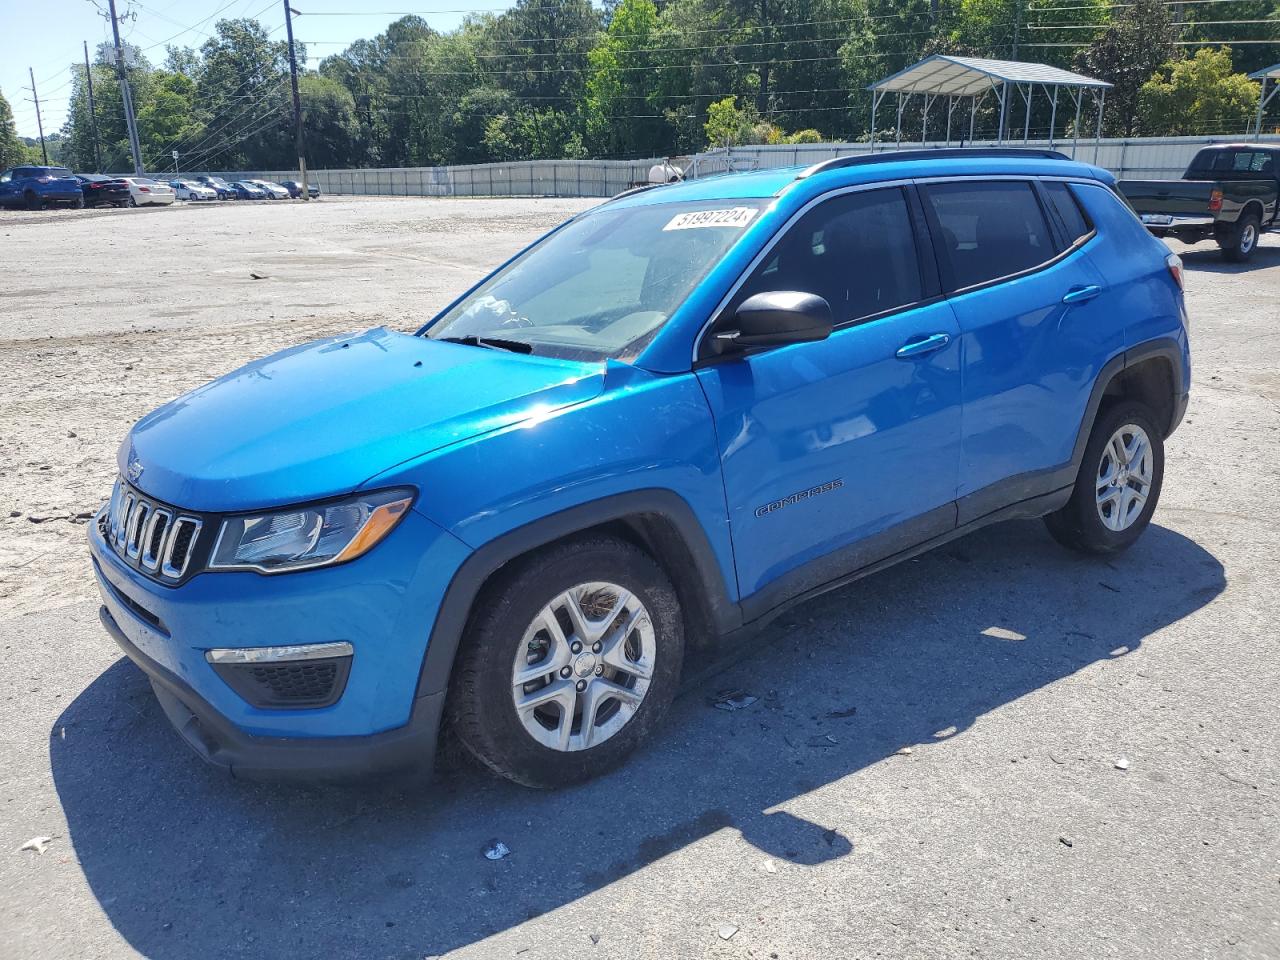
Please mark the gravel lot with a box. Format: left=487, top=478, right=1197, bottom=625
left=0, top=198, right=1277, bottom=960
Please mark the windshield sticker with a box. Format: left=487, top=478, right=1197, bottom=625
left=663, top=207, right=758, bottom=231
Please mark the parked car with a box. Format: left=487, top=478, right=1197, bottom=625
left=280, top=179, right=320, bottom=199
left=231, top=180, right=268, bottom=200
left=169, top=179, right=218, bottom=201
left=90, top=148, right=1190, bottom=786
left=194, top=175, right=237, bottom=200
left=1118, top=143, right=1279, bottom=262
left=123, top=177, right=175, bottom=207
left=0, top=165, right=84, bottom=209
left=76, top=173, right=131, bottom=208
left=248, top=178, right=291, bottom=200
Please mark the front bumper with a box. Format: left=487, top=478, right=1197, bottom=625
left=99, top=605, right=446, bottom=780
left=88, top=503, right=472, bottom=778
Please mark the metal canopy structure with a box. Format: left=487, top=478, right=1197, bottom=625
left=868, top=55, right=1112, bottom=158
left=1250, top=63, right=1280, bottom=136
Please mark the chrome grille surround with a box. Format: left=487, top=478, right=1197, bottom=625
left=104, top=478, right=204, bottom=583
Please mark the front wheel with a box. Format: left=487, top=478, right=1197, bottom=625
left=1218, top=211, right=1260, bottom=263
left=448, top=536, right=685, bottom=788
left=1044, top=401, right=1165, bottom=555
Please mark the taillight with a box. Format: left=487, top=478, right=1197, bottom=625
left=1166, top=253, right=1184, bottom=291
left=1208, top=188, right=1223, bottom=212
left=139, top=186, right=150, bottom=193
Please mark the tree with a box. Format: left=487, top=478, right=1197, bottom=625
left=1140, top=47, right=1260, bottom=137
left=191, top=18, right=292, bottom=169
left=1, top=89, right=33, bottom=168
left=585, top=0, right=668, bottom=158
left=299, top=74, right=361, bottom=168
left=1073, top=0, right=1179, bottom=137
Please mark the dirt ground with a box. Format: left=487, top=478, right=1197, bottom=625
left=1, top=198, right=1278, bottom=960
left=0, top=196, right=596, bottom=619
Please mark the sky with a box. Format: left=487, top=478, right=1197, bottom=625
left=0, top=0, right=510, bottom=139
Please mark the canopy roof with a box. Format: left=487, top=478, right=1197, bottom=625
left=1249, top=63, right=1280, bottom=81
left=870, top=55, right=1112, bottom=97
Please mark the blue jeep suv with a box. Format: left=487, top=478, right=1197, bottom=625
left=89, top=149, right=1190, bottom=786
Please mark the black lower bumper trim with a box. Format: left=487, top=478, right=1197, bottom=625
left=98, top=605, right=443, bottom=782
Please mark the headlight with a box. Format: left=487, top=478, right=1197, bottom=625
left=209, top=488, right=414, bottom=574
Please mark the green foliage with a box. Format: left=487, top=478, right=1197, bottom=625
left=1074, top=0, right=1179, bottom=137
left=44, top=1, right=1273, bottom=172
left=0, top=89, right=32, bottom=168
left=1140, top=47, right=1260, bottom=137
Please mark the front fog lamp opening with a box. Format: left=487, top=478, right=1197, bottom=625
left=206, top=642, right=354, bottom=709
left=209, top=489, right=414, bottom=574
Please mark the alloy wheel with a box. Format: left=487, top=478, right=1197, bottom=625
left=510, top=581, right=654, bottom=752
left=1240, top=223, right=1257, bottom=255
left=1096, top=423, right=1153, bottom=531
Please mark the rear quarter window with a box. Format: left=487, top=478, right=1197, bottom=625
left=1042, top=181, right=1093, bottom=246
left=921, top=180, right=1055, bottom=291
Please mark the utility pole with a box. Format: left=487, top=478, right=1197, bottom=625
left=84, top=42, right=102, bottom=171
left=1011, top=0, right=1023, bottom=60
left=107, top=0, right=144, bottom=175
left=283, top=1, right=309, bottom=200
left=28, top=68, right=49, bottom=165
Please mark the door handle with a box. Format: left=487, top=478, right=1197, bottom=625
left=1061, top=284, right=1102, bottom=305
left=895, top=333, right=951, bottom=359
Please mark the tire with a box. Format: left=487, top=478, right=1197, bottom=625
left=72, top=196, right=85, bottom=209
left=128, top=197, right=138, bottom=208
left=448, top=535, right=685, bottom=788
left=24, top=191, right=41, bottom=211
left=1044, top=401, right=1165, bottom=555
left=1218, top=210, right=1260, bottom=263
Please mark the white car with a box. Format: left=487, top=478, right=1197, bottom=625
left=249, top=179, right=291, bottom=200
left=124, top=177, right=175, bottom=207
left=169, top=179, right=218, bottom=201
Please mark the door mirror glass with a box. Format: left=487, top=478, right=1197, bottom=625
left=715, top=291, right=833, bottom=354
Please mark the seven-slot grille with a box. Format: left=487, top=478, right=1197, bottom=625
left=104, top=479, right=204, bottom=582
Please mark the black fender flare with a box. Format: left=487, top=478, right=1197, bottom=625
left=1071, top=337, right=1187, bottom=470
left=415, top=489, right=741, bottom=698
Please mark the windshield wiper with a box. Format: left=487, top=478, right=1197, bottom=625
left=438, top=335, right=534, bottom=355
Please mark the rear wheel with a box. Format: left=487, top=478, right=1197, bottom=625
left=1218, top=210, right=1260, bottom=263
left=1044, top=401, right=1164, bottom=555
left=448, top=535, right=684, bottom=788
left=128, top=197, right=138, bottom=208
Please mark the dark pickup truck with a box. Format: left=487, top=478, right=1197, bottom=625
left=1118, top=144, right=1279, bottom=262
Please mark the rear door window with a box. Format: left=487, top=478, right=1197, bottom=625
left=921, top=180, right=1055, bottom=291
left=1042, top=181, right=1092, bottom=246
left=735, top=187, right=924, bottom=325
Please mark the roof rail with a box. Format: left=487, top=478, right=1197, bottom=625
left=796, top=147, right=1073, bottom=180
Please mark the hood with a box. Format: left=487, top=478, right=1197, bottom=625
left=120, top=327, right=603, bottom=512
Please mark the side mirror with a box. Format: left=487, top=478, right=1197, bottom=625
left=713, top=291, right=834, bottom=355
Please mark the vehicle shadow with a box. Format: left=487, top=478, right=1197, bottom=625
left=1170, top=239, right=1280, bottom=273
left=51, top=520, right=1224, bottom=958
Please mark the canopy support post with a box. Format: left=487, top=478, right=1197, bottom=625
left=970, top=93, right=978, bottom=144
left=1072, top=89, right=1082, bottom=160
left=996, top=83, right=1008, bottom=145
left=1093, top=87, right=1106, bottom=164
left=870, top=89, right=881, bottom=153
left=1021, top=82, right=1033, bottom=143
left=895, top=91, right=905, bottom=149
left=945, top=95, right=956, bottom=146
left=1048, top=84, right=1059, bottom=148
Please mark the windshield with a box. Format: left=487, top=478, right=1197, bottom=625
left=424, top=199, right=766, bottom=361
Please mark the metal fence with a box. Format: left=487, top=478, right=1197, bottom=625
left=192, top=134, right=1280, bottom=199
left=193, top=158, right=661, bottom=198
left=684, top=134, right=1280, bottom=181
